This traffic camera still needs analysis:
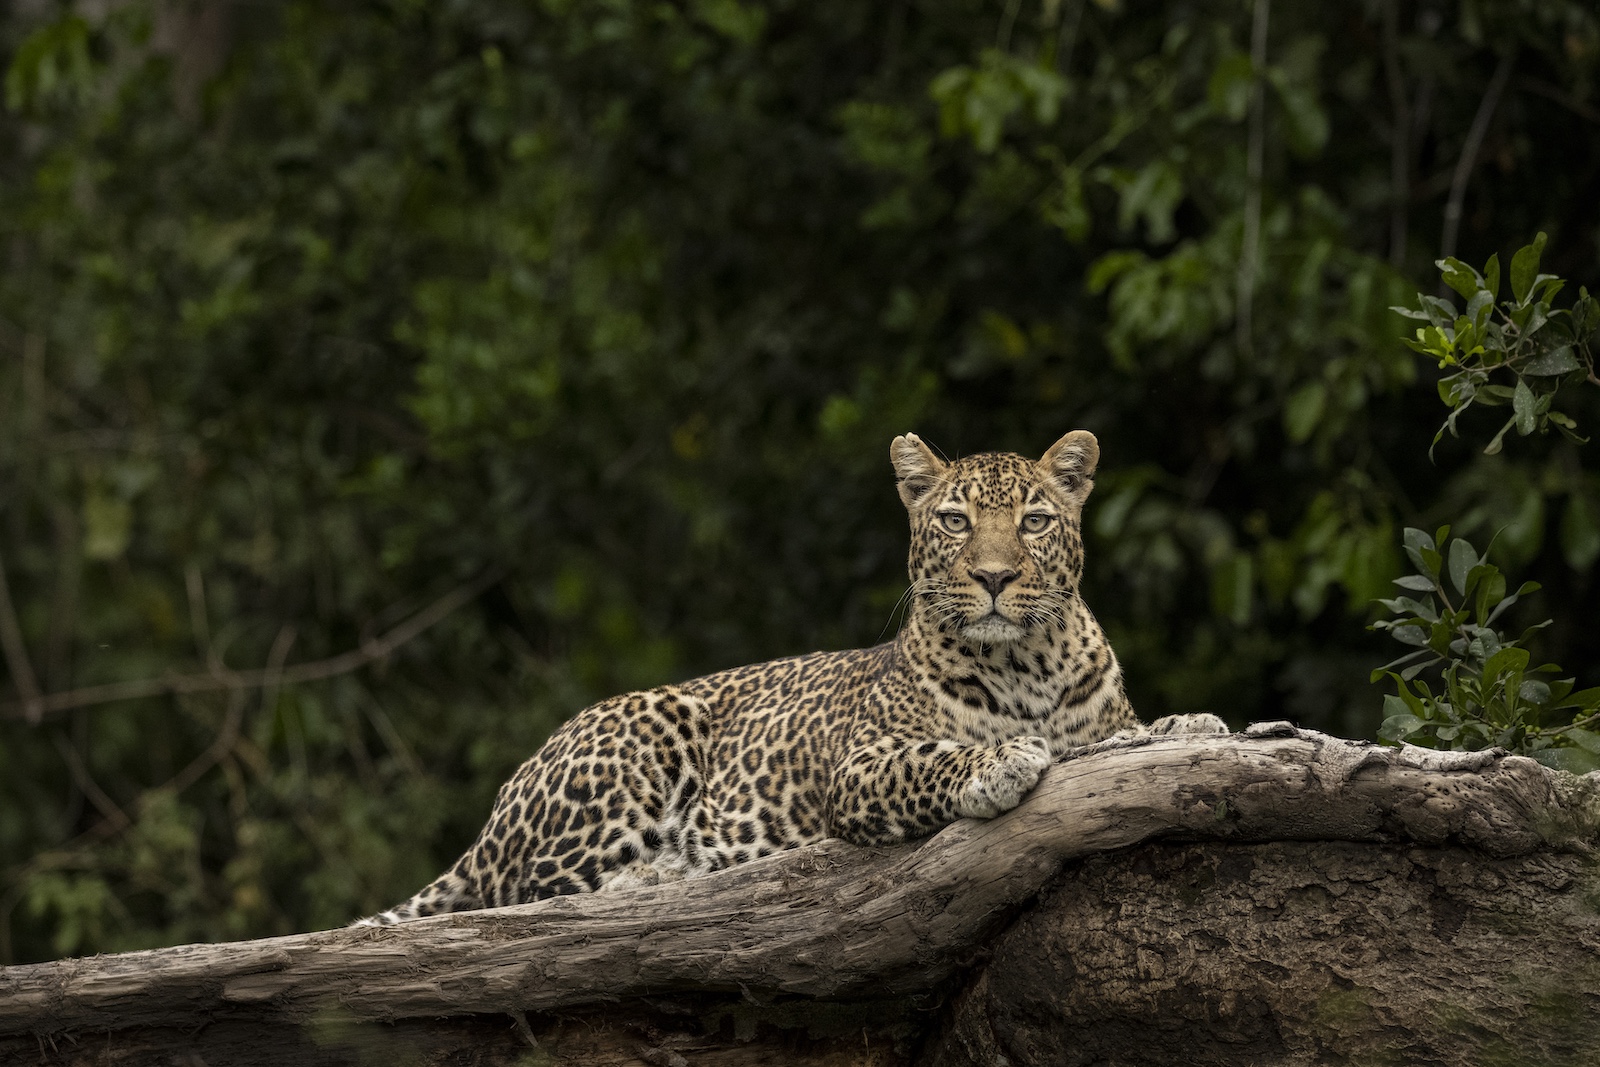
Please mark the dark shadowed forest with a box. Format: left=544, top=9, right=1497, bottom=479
left=1, top=0, right=1597, bottom=965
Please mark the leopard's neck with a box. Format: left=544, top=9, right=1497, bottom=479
left=895, top=597, right=1113, bottom=723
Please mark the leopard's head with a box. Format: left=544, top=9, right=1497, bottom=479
left=891, top=431, right=1098, bottom=647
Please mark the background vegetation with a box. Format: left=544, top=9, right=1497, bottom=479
left=1, top=0, right=1596, bottom=964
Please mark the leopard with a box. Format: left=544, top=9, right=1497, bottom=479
left=357, top=430, right=1227, bottom=924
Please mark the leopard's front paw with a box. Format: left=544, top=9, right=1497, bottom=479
left=1147, top=713, right=1230, bottom=736
left=958, top=736, right=1050, bottom=819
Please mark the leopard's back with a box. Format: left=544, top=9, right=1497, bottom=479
left=359, top=644, right=891, bottom=922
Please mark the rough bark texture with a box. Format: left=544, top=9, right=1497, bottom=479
left=934, top=841, right=1600, bottom=1067
left=3, top=726, right=1598, bottom=1066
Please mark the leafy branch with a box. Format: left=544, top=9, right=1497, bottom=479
left=0, top=571, right=502, bottom=724
left=1392, top=231, right=1600, bottom=457
left=1374, top=241, right=1600, bottom=769
left=1372, top=526, right=1600, bottom=770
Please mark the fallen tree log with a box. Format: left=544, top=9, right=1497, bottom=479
left=3, top=724, right=1598, bottom=1065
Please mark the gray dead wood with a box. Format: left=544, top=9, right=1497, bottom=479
left=2, top=725, right=1598, bottom=1066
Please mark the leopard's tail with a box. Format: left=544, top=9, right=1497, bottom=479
left=350, top=858, right=483, bottom=927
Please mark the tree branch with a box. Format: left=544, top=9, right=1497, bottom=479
left=50, top=731, right=131, bottom=832
left=1, top=725, right=1594, bottom=1041
left=0, top=570, right=502, bottom=723
left=1381, top=0, right=1410, bottom=265
left=0, top=546, right=44, bottom=723
left=1440, top=50, right=1515, bottom=264
left=1234, top=0, right=1270, bottom=356
left=1516, top=75, right=1600, bottom=124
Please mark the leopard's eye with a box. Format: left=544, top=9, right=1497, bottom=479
left=1021, top=512, right=1054, bottom=534
left=938, top=511, right=970, bottom=534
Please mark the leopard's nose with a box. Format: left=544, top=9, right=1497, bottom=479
left=970, top=567, right=1018, bottom=597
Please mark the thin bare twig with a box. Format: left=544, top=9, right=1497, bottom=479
left=1440, top=51, right=1515, bottom=265
left=1515, top=76, right=1600, bottom=124
left=161, top=688, right=248, bottom=798
left=51, top=732, right=131, bottom=832
left=257, top=622, right=297, bottom=717
left=45, top=506, right=81, bottom=695
left=0, top=546, right=44, bottom=724
left=996, top=0, right=1021, bottom=51
left=1234, top=0, right=1271, bottom=357
left=1, top=569, right=502, bottom=722
left=184, top=563, right=213, bottom=668
left=1381, top=0, right=1410, bottom=266
left=1054, top=0, right=1086, bottom=75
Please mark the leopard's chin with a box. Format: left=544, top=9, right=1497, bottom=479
left=960, top=613, right=1027, bottom=646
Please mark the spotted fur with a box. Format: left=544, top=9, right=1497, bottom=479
left=358, top=431, right=1226, bottom=924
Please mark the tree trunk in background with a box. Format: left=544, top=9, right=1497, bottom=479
left=3, top=726, right=1598, bottom=1065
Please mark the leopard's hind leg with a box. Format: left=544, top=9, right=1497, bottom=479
left=357, top=687, right=729, bottom=922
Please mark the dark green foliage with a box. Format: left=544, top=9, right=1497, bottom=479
left=1375, top=252, right=1600, bottom=765
left=1374, top=525, right=1600, bottom=767
left=1, top=0, right=1597, bottom=962
left=1398, top=233, right=1600, bottom=456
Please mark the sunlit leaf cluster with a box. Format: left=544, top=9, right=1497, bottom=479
left=1397, top=232, right=1600, bottom=456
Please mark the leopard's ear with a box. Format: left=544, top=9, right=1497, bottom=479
left=891, top=433, right=947, bottom=509
left=1038, top=430, right=1099, bottom=502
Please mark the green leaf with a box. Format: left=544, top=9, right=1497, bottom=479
left=1426, top=618, right=1457, bottom=656
left=1565, top=728, right=1600, bottom=755
left=1419, top=296, right=1457, bottom=329
left=1483, top=415, right=1516, bottom=455
left=1436, top=257, right=1481, bottom=300
left=1474, top=568, right=1507, bottom=623
left=1041, top=164, right=1090, bottom=242
left=1466, top=289, right=1494, bottom=331
left=1531, top=748, right=1600, bottom=774
left=1276, top=82, right=1330, bottom=158
left=1483, top=253, right=1500, bottom=299
left=1564, top=687, right=1600, bottom=711
left=1116, top=160, right=1184, bottom=243
left=4, top=14, right=94, bottom=113
left=1392, top=574, right=1435, bottom=592
left=1518, top=680, right=1551, bottom=705
left=1446, top=538, right=1478, bottom=597
left=1283, top=381, right=1326, bottom=444
left=1401, top=528, right=1438, bottom=578
left=1579, top=290, right=1600, bottom=332
left=1512, top=378, right=1536, bottom=435
left=1207, top=52, right=1254, bottom=121
left=1370, top=650, right=1432, bottom=682
left=1388, top=621, right=1430, bottom=647
left=83, top=492, right=132, bottom=561
left=1535, top=275, right=1565, bottom=306
left=1379, top=594, right=1437, bottom=621
left=1561, top=495, right=1600, bottom=571
left=1392, top=677, right=1428, bottom=714
left=1511, top=231, right=1548, bottom=304
left=1484, top=645, right=1530, bottom=680
left=1379, top=711, right=1428, bottom=743
left=1513, top=621, right=1554, bottom=647
left=1523, top=346, right=1580, bottom=376
left=1086, top=250, right=1145, bottom=294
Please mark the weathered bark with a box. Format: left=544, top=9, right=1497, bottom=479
left=3, top=726, right=1598, bottom=1065
left=934, top=841, right=1600, bottom=1067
